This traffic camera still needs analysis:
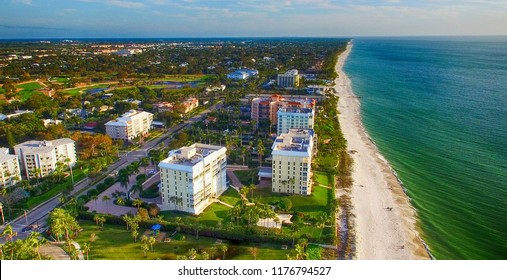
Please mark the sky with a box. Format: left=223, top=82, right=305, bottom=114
left=1, top=0, right=507, bottom=38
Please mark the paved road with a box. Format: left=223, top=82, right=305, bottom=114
left=0, top=103, right=219, bottom=240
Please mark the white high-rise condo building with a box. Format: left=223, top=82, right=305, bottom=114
left=158, top=143, right=227, bottom=215
left=0, top=148, right=21, bottom=188
left=271, top=129, right=315, bottom=195
left=277, top=107, right=315, bottom=135
left=105, top=110, right=154, bottom=141
left=277, top=69, right=300, bottom=88
left=14, top=138, right=77, bottom=179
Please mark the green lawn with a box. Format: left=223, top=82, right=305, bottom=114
left=218, top=187, right=242, bottom=206
left=0, top=88, right=6, bottom=94
left=161, top=74, right=215, bottom=82
left=62, top=83, right=117, bottom=96
left=50, top=77, right=69, bottom=83
left=314, top=171, right=330, bottom=187
left=253, top=185, right=330, bottom=218
left=161, top=202, right=231, bottom=227
left=17, top=82, right=43, bottom=91
left=75, top=220, right=286, bottom=260
left=16, top=82, right=44, bottom=101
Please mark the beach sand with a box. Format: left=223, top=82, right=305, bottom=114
left=333, top=42, right=430, bottom=260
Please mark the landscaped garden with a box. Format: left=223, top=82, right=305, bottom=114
left=75, top=220, right=287, bottom=260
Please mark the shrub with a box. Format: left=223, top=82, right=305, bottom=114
left=148, top=203, right=160, bottom=217
left=136, top=174, right=147, bottom=182
left=87, top=189, right=99, bottom=197
left=278, top=198, right=292, bottom=212
left=104, top=177, right=115, bottom=186
left=96, top=183, right=107, bottom=193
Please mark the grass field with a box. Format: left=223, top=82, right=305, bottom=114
left=253, top=185, right=329, bottom=219
left=75, top=220, right=287, bottom=260
left=63, top=83, right=117, bottom=96
left=161, top=202, right=231, bottom=227
left=0, top=88, right=6, bottom=94
left=50, top=77, right=69, bottom=83
left=314, top=171, right=331, bottom=187
left=218, top=187, right=242, bottom=206
left=162, top=74, right=215, bottom=82
left=16, top=82, right=44, bottom=101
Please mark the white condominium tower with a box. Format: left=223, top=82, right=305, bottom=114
left=105, top=110, right=154, bottom=141
left=277, top=107, right=315, bottom=135
left=277, top=69, right=300, bottom=88
left=271, top=129, right=315, bottom=195
left=14, top=138, right=77, bottom=179
left=0, top=148, right=21, bottom=188
left=158, top=143, right=227, bottom=215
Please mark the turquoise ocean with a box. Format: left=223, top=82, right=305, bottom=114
left=344, top=37, right=507, bottom=260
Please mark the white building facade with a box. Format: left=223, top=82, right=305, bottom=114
left=105, top=110, right=154, bottom=141
left=271, top=129, right=314, bottom=195
left=277, top=107, right=315, bottom=135
left=14, top=138, right=77, bottom=179
left=158, top=143, right=227, bottom=215
left=277, top=69, right=300, bottom=88
left=0, top=148, right=21, bottom=188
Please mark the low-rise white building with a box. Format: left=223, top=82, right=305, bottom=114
left=105, top=110, right=154, bottom=141
left=14, top=138, right=77, bottom=179
left=158, top=143, right=227, bottom=215
left=277, top=107, right=315, bottom=135
left=0, top=148, right=21, bottom=188
left=271, top=129, right=314, bottom=195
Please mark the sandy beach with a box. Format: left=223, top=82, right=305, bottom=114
left=333, top=42, right=430, bottom=260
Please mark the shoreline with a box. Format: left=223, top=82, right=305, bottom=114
left=333, top=42, right=431, bottom=260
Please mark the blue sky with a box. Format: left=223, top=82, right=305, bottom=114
left=1, top=0, right=507, bottom=38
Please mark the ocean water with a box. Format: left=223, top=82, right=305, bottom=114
left=344, top=37, right=507, bottom=260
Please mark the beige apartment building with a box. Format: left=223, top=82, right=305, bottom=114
left=105, top=110, right=154, bottom=141
left=0, top=148, right=21, bottom=188
left=14, top=138, right=77, bottom=179
left=271, top=129, right=315, bottom=195
left=158, top=143, right=227, bottom=215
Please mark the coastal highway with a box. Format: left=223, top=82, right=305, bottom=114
left=0, top=103, right=219, bottom=241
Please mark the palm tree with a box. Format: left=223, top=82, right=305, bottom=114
left=1, top=225, right=17, bottom=241
left=219, top=244, right=228, bottom=260
left=0, top=202, right=5, bottom=224
left=257, top=139, right=265, bottom=167
left=193, top=223, right=203, bottom=240
left=250, top=246, right=258, bottom=260
left=201, top=251, right=210, bottom=260
left=93, top=214, right=101, bottom=227
left=81, top=242, right=91, bottom=260
left=140, top=235, right=149, bottom=258
left=290, top=221, right=301, bottom=248
left=133, top=198, right=143, bottom=209
left=140, top=157, right=150, bottom=173
left=64, top=157, right=74, bottom=185
left=148, top=236, right=156, bottom=252
left=131, top=229, right=139, bottom=243
left=317, top=213, right=328, bottom=238
left=209, top=246, right=217, bottom=259
left=187, top=248, right=197, bottom=260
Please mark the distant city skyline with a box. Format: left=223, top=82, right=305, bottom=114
left=1, top=0, right=507, bottom=38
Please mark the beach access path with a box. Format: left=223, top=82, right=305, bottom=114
left=333, top=42, right=430, bottom=260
